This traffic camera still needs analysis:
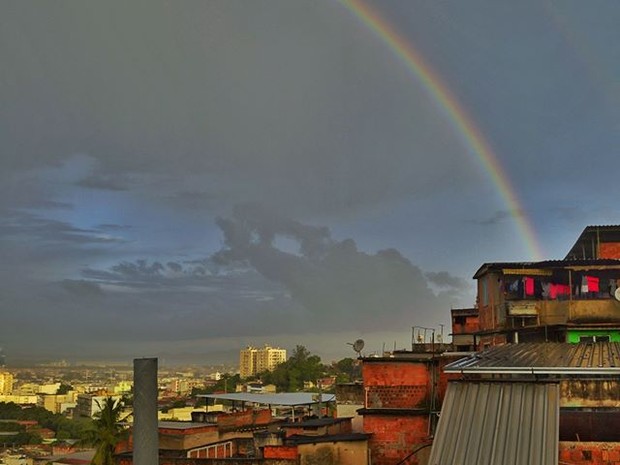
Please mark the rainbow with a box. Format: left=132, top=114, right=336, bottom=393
left=340, top=0, right=544, bottom=260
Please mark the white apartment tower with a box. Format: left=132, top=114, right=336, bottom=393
left=239, top=345, right=287, bottom=378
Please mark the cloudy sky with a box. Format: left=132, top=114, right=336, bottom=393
left=2, top=1, right=619, bottom=364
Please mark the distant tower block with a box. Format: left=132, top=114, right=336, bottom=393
left=133, top=358, right=158, bottom=465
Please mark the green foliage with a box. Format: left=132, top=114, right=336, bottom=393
left=259, top=345, right=327, bottom=392
left=83, top=397, right=128, bottom=465
left=0, top=402, right=93, bottom=444
left=329, top=357, right=361, bottom=383
left=56, top=383, right=73, bottom=395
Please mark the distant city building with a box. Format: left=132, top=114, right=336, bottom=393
left=113, top=380, right=133, bottom=394
left=239, top=345, right=287, bottom=378
left=0, top=371, right=14, bottom=395
left=37, top=392, right=77, bottom=414
left=76, top=394, right=122, bottom=418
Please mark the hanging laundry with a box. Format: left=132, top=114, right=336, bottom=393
left=549, top=283, right=558, bottom=299
left=581, top=275, right=589, bottom=294
left=542, top=282, right=551, bottom=299
left=557, top=284, right=571, bottom=296
left=524, top=277, right=535, bottom=296
left=586, top=276, right=599, bottom=293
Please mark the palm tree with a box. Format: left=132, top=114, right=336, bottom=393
left=87, top=397, right=128, bottom=465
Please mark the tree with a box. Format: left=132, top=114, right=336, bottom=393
left=57, top=383, right=73, bottom=395
left=260, top=345, right=326, bottom=392
left=331, top=357, right=361, bottom=383
left=85, top=397, right=127, bottom=465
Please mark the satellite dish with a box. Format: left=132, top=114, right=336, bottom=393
left=614, top=288, right=620, bottom=301
left=347, top=339, right=365, bottom=357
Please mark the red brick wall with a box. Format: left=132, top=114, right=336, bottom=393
left=364, top=415, right=429, bottom=465
left=600, top=243, right=620, bottom=259
left=363, top=361, right=430, bottom=386
left=217, top=409, right=272, bottom=431
left=363, top=362, right=431, bottom=409
left=264, top=445, right=298, bottom=459
left=559, top=441, right=620, bottom=464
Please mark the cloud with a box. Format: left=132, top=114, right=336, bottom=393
left=469, top=209, right=526, bottom=226
left=0, top=210, right=128, bottom=244
left=61, top=279, right=104, bottom=297
left=213, top=204, right=460, bottom=332
left=76, top=174, right=131, bottom=191
left=97, top=224, right=132, bottom=231
left=425, top=271, right=470, bottom=291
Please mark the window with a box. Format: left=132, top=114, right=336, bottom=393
left=481, top=278, right=488, bottom=306
left=579, top=335, right=610, bottom=343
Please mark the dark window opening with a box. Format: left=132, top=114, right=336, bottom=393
left=579, top=335, right=610, bottom=343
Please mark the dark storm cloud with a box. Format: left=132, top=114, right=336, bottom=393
left=213, top=204, right=458, bottom=331
left=0, top=204, right=462, bottom=359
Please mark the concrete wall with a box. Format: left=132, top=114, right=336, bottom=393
left=297, top=441, right=368, bottom=465
left=561, top=380, right=620, bottom=408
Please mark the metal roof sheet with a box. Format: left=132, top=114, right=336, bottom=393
left=473, top=259, right=620, bottom=278
left=428, top=381, right=559, bottom=465
left=197, top=392, right=335, bottom=406
left=444, top=343, right=620, bottom=374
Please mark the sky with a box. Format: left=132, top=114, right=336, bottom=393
left=2, top=1, right=620, bottom=365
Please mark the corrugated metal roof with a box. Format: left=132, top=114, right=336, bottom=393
left=428, top=382, right=559, bottom=465
left=444, top=343, right=620, bottom=374
left=473, top=259, right=620, bottom=278
left=197, top=392, right=335, bottom=406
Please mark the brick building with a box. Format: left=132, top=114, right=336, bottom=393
left=357, top=346, right=461, bottom=465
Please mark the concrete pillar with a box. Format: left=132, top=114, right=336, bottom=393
left=133, top=358, right=159, bottom=465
